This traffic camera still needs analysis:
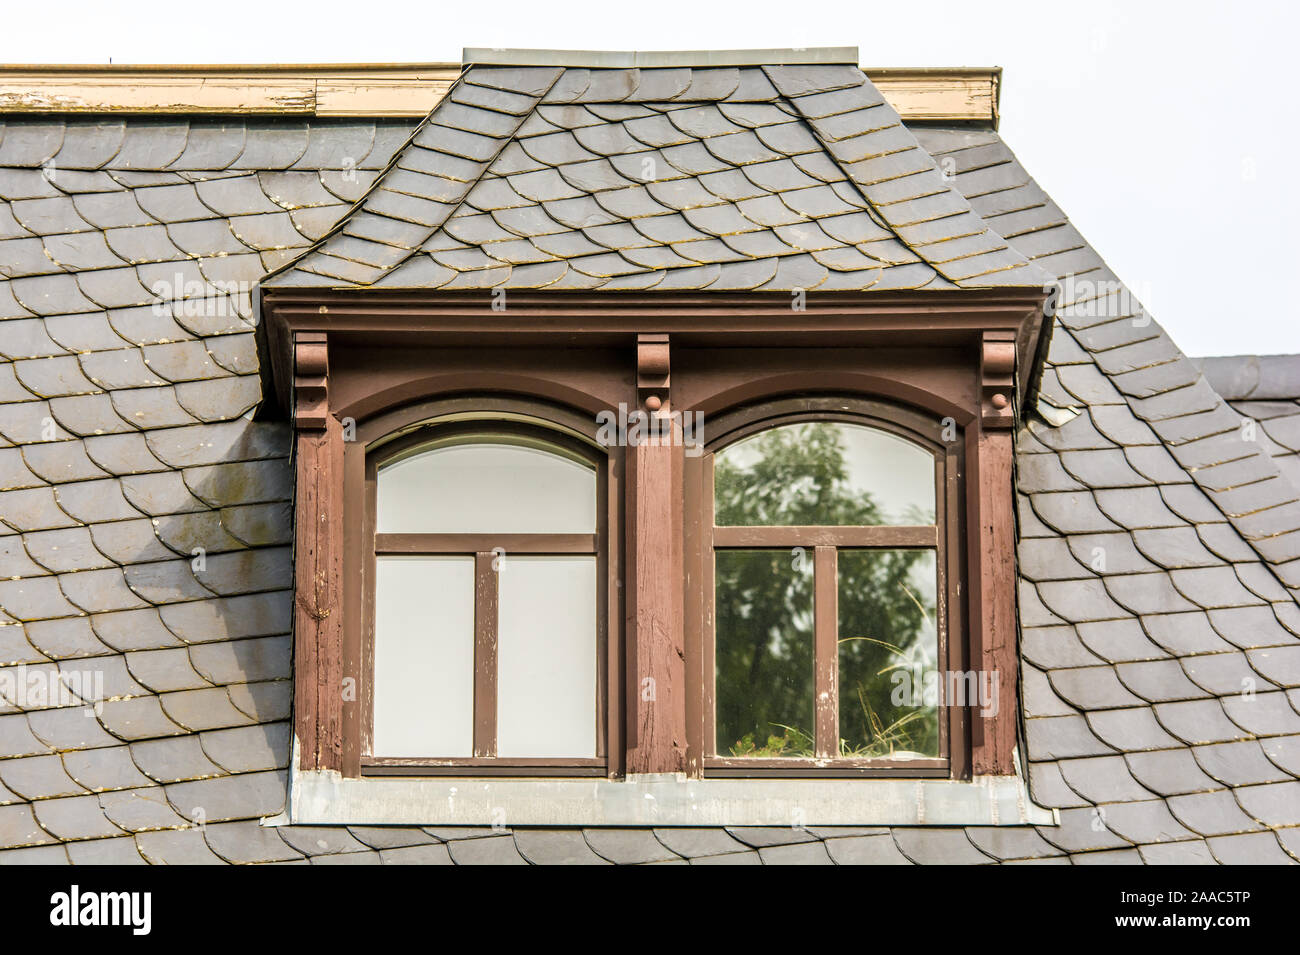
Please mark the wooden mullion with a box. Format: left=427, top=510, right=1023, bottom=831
left=625, top=414, right=688, bottom=775
left=814, top=545, right=838, bottom=760
left=712, top=525, right=937, bottom=549
left=473, top=551, right=498, bottom=758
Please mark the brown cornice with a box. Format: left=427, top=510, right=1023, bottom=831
left=257, top=288, right=1050, bottom=425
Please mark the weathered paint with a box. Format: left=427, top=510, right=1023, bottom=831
left=277, top=765, right=1058, bottom=827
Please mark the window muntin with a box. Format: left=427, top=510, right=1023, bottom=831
left=708, top=414, right=947, bottom=769
left=367, top=425, right=604, bottom=768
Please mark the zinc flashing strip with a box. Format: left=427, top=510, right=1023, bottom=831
left=277, top=769, right=1058, bottom=827
left=0, top=62, right=1000, bottom=124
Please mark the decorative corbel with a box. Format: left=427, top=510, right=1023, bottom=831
left=971, top=327, right=1022, bottom=775
left=627, top=330, right=686, bottom=776
left=636, top=333, right=670, bottom=413
left=980, top=330, right=1018, bottom=429
left=294, top=331, right=330, bottom=430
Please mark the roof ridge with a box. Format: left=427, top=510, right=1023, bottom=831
left=462, top=48, right=860, bottom=68
left=1193, top=354, right=1300, bottom=402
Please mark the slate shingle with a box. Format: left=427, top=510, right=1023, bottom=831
left=445, top=833, right=528, bottom=865
left=512, top=829, right=609, bottom=865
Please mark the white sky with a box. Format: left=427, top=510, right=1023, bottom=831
left=4, top=0, right=1296, bottom=357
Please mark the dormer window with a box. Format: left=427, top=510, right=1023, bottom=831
left=258, top=49, right=1052, bottom=826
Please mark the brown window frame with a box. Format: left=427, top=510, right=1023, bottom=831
left=263, top=288, right=1051, bottom=786
left=360, top=419, right=611, bottom=777
left=689, top=397, right=965, bottom=778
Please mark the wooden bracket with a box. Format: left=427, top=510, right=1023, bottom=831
left=969, top=328, right=1021, bottom=773
left=980, top=330, right=1017, bottom=429
left=626, top=331, right=687, bottom=775
left=291, top=331, right=343, bottom=771
left=294, top=331, right=330, bottom=430
left=636, top=333, right=670, bottom=413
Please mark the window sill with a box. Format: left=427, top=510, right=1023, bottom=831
left=268, top=765, right=1058, bottom=828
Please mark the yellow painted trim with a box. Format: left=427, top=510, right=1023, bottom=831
left=0, top=64, right=1000, bottom=124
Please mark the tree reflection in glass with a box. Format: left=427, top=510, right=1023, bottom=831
left=714, top=421, right=939, bottom=758
left=838, top=550, right=939, bottom=757
left=715, top=549, right=814, bottom=757
left=714, top=421, right=935, bottom=527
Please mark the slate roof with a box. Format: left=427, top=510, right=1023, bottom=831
left=264, top=62, right=1044, bottom=292
left=1, top=58, right=1298, bottom=864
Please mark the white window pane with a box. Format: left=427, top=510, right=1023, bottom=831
left=377, top=441, right=596, bottom=534
left=497, top=556, right=597, bottom=758
left=372, top=556, right=474, bottom=758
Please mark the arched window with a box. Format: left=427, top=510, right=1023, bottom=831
left=696, top=400, right=961, bottom=776
left=364, top=421, right=608, bottom=773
